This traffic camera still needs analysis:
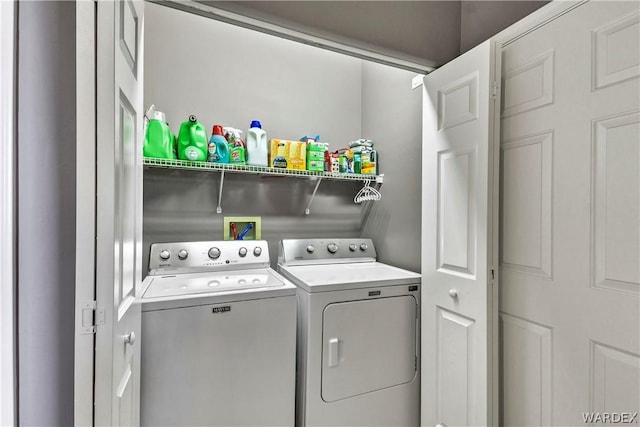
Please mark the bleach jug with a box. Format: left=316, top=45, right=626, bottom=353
left=143, top=109, right=176, bottom=159
left=208, top=125, right=230, bottom=163
left=177, top=115, right=208, bottom=161
left=246, top=120, right=268, bottom=166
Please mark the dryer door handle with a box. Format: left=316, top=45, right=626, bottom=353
left=328, top=337, right=340, bottom=367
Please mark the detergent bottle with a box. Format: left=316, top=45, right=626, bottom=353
left=177, top=115, right=208, bottom=161
left=208, top=125, right=230, bottom=163
left=143, top=108, right=176, bottom=159
left=246, top=120, right=268, bottom=166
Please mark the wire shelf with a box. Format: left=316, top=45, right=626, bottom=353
left=143, top=157, right=384, bottom=183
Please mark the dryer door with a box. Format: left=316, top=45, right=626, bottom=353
left=321, top=295, right=417, bottom=402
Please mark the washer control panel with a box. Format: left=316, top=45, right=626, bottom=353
left=148, top=240, right=270, bottom=275
left=279, top=238, right=376, bottom=265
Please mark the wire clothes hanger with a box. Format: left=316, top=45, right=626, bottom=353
left=354, top=180, right=382, bottom=204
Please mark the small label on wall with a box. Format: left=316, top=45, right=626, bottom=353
left=368, top=290, right=381, bottom=296
left=212, top=306, right=231, bottom=314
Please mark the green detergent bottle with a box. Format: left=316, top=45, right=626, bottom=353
left=143, top=109, right=176, bottom=159
left=177, top=115, right=208, bottom=162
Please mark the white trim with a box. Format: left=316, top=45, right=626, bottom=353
left=74, top=2, right=97, bottom=426
left=155, top=0, right=436, bottom=74
left=494, top=0, right=588, bottom=48
left=0, top=1, right=16, bottom=426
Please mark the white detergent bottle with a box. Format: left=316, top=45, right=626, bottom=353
left=246, top=120, right=268, bottom=166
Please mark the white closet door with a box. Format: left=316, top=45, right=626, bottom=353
left=499, top=1, right=640, bottom=425
left=94, top=1, right=145, bottom=426
left=421, top=39, right=499, bottom=427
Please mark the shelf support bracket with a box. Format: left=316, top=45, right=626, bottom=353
left=304, top=178, right=323, bottom=215
left=216, top=171, right=225, bottom=214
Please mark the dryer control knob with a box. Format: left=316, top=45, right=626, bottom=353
left=253, top=247, right=262, bottom=257
left=159, top=250, right=171, bottom=260
left=238, top=247, right=248, bottom=257
left=327, top=243, right=338, bottom=254
left=306, top=245, right=315, bottom=253
left=208, top=247, right=221, bottom=259
left=360, top=243, right=368, bottom=251
left=178, top=249, right=188, bottom=260
left=349, top=244, right=357, bottom=252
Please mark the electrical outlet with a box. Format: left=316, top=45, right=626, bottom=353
left=223, top=216, right=262, bottom=241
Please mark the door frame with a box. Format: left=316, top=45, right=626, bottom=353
left=0, top=1, right=16, bottom=425
left=74, top=1, right=97, bottom=426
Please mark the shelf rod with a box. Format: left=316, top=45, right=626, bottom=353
left=216, top=171, right=225, bottom=214
left=304, top=178, right=323, bottom=215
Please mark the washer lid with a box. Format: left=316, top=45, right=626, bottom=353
left=278, top=262, right=420, bottom=292
left=142, top=268, right=293, bottom=299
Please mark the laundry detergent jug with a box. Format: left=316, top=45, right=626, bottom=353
left=208, top=125, right=230, bottom=163
left=143, top=109, right=176, bottom=159
left=246, top=120, right=268, bottom=166
left=177, top=115, right=208, bottom=161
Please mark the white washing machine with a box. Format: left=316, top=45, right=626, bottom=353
left=139, top=240, right=296, bottom=427
left=277, top=238, right=421, bottom=427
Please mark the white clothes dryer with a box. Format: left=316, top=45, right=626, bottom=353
left=139, top=240, right=296, bottom=427
left=278, top=238, right=421, bottom=427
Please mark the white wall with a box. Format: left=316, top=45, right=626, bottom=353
left=145, top=3, right=424, bottom=274
left=145, top=2, right=363, bottom=146
left=360, top=62, right=422, bottom=272
left=144, top=3, right=365, bottom=271
left=17, top=1, right=76, bottom=425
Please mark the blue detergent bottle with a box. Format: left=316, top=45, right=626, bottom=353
left=208, top=125, right=230, bottom=163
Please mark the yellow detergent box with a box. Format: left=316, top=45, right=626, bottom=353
left=270, top=139, right=307, bottom=170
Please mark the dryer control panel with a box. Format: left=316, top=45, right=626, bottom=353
left=148, top=240, right=270, bottom=275
left=279, top=238, right=377, bottom=266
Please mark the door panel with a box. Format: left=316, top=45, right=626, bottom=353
left=501, top=132, right=553, bottom=278
left=321, top=296, right=417, bottom=402
left=499, top=2, right=640, bottom=425
left=500, top=313, right=552, bottom=427
left=593, top=111, right=640, bottom=292
left=436, top=308, right=475, bottom=426
left=422, top=39, right=499, bottom=426
left=95, top=0, right=144, bottom=426
left=438, top=148, right=476, bottom=277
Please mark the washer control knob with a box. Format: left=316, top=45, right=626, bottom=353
left=208, top=247, right=221, bottom=259
left=178, top=249, right=188, bottom=260
left=327, top=243, right=338, bottom=254
left=159, top=250, right=171, bottom=260
left=239, top=247, right=248, bottom=257
left=306, top=245, right=315, bottom=253
left=360, top=243, right=368, bottom=251
left=253, top=246, right=262, bottom=257
left=349, top=243, right=357, bottom=252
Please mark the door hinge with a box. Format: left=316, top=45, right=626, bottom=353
left=491, top=267, right=495, bottom=281
left=79, top=300, right=104, bottom=335
left=491, top=81, right=498, bottom=100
